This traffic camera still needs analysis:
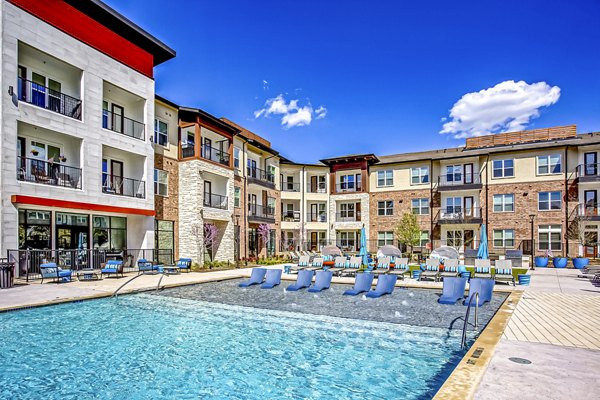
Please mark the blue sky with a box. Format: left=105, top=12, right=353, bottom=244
left=107, top=0, right=600, bottom=163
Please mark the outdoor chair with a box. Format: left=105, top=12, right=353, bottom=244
left=137, top=258, right=158, bottom=274
left=305, top=257, right=324, bottom=271
left=372, top=256, right=391, bottom=275
left=286, top=269, right=314, bottom=291
left=260, top=269, right=282, bottom=289
left=474, top=259, right=492, bottom=279
left=290, top=255, right=310, bottom=273
left=440, top=259, right=460, bottom=279
left=40, top=262, right=72, bottom=283
left=328, top=256, right=348, bottom=276
left=239, top=268, right=267, bottom=287
left=101, top=260, right=124, bottom=279
left=421, top=258, right=441, bottom=281
left=343, top=272, right=375, bottom=296
left=341, top=256, right=362, bottom=276
left=463, top=278, right=494, bottom=307
left=438, top=277, right=467, bottom=304
left=366, top=274, right=398, bottom=298
left=175, top=258, right=192, bottom=272
left=388, top=257, right=409, bottom=279
left=307, top=270, right=333, bottom=292
left=494, top=259, right=515, bottom=285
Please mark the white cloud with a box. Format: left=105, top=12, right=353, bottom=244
left=262, top=80, right=269, bottom=90
left=254, top=94, right=327, bottom=129
left=440, top=80, right=561, bottom=139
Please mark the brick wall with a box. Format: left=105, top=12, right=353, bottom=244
left=154, top=154, right=179, bottom=259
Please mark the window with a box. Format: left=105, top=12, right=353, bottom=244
left=492, top=159, right=514, bottom=178
left=538, top=191, right=561, bottom=211
left=493, top=229, right=514, bottom=248
left=233, top=147, right=241, bottom=169
left=340, top=174, right=355, bottom=190
left=234, top=187, right=241, bottom=208
left=339, top=231, right=357, bottom=250
left=411, top=167, right=429, bottom=184
left=446, top=230, right=463, bottom=247
left=267, top=197, right=276, bottom=214
left=154, top=169, right=168, bottom=196
left=377, top=170, right=393, bottom=187
left=339, top=203, right=355, bottom=219
left=537, top=154, right=562, bottom=175
left=93, top=216, right=126, bottom=250
left=445, top=165, right=462, bottom=182
left=378, top=200, right=393, bottom=216
left=155, top=220, right=174, bottom=263
left=493, top=194, right=514, bottom=212
left=18, top=209, right=51, bottom=249
left=267, top=165, right=276, bottom=183
left=154, top=119, right=168, bottom=146
left=378, top=231, right=394, bottom=246
left=412, top=198, right=429, bottom=215
left=445, top=197, right=462, bottom=213
left=539, top=225, right=562, bottom=251
left=419, top=231, right=430, bottom=247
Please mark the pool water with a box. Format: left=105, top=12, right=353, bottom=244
left=0, top=294, right=472, bottom=399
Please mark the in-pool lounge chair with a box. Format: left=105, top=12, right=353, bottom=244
left=388, top=257, right=409, bottom=279
left=366, top=274, right=398, bottom=298
left=341, top=256, right=362, bottom=276
left=421, top=258, right=441, bottom=281
left=260, top=269, right=282, bottom=289
left=290, top=255, right=310, bottom=273
left=305, top=257, right=324, bottom=271
left=175, top=258, right=192, bottom=272
left=286, top=269, right=315, bottom=291
left=474, top=259, right=492, bottom=279
left=328, top=256, right=348, bottom=276
left=438, top=277, right=467, bottom=304
left=101, top=260, right=124, bottom=278
left=440, top=259, right=460, bottom=279
left=494, top=260, right=515, bottom=285
left=343, top=272, right=375, bottom=296
left=40, top=263, right=72, bottom=283
left=372, top=256, right=391, bottom=275
left=239, top=268, right=267, bottom=287
left=463, top=278, right=494, bottom=307
left=307, top=270, right=333, bottom=292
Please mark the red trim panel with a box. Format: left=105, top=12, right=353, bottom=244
left=9, top=0, right=154, bottom=78
left=12, top=195, right=155, bottom=216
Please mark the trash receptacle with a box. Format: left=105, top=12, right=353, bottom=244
left=0, top=261, right=15, bottom=289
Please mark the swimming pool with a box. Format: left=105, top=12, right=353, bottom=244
left=0, top=284, right=488, bottom=399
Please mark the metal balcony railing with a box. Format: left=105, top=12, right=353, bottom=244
left=17, top=156, right=81, bottom=189
left=203, top=192, right=228, bottom=210
left=247, top=166, right=275, bottom=185
left=18, top=77, right=82, bottom=120
left=248, top=204, right=276, bottom=220
left=102, top=109, right=145, bottom=140
left=102, top=174, right=145, bottom=198
left=306, top=212, right=327, bottom=222
left=335, top=182, right=363, bottom=193
left=282, top=182, right=301, bottom=192
left=335, top=212, right=361, bottom=222
left=201, top=145, right=230, bottom=166
left=438, top=173, right=482, bottom=187
left=307, top=182, right=327, bottom=193
left=181, top=144, right=195, bottom=158
left=576, top=163, right=600, bottom=179
left=436, top=207, right=482, bottom=223
left=574, top=203, right=600, bottom=218
left=282, top=211, right=301, bottom=222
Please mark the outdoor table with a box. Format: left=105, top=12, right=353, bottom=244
left=76, top=269, right=101, bottom=281
left=161, top=265, right=180, bottom=274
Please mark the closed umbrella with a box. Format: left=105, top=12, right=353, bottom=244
left=322, top=245, right=342, bottom=257
left=477, top=225, right=489, bottom=259
left=358, top=226, right=368, bottom=266
left=377, top=245, right=402, bottom=258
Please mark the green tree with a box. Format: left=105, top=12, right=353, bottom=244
left=395, top=212, right=421, bottom=259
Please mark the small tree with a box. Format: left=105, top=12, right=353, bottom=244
left=567, top=213, right=593, bottom=257
left=395, top=212, right=421, bottom=259
left=203, top=223, right=218, bottom=262
left=257, top=223, right=271, bottom=256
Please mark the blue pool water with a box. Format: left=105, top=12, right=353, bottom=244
left=0, top=294, right=471, bottom=399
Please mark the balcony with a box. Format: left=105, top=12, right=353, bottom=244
left=437, top=173, right=482, bottom=191
left=18, top=78, right=82, bottom=120
left=247, top=166, right=275, bottom=188
left=575, top=163, right=600, bottom=183
left=435, top=207, right=482, bottom=224
left=181, top=144, right=195, bottom=158
left=283, top=210, right=301, bottom=222
left=335, top=212, right=361, bottom=222
left=334, top=182, right=363, bottom=194
left=248, top=204, right=275, bottom=223
left=307, top=212, right=327, bottom=223
left=102, top=174, right=145, bottom=198
left=282, top=182, right=301, bottom=192
left=102, top=109, right=144, bottom=140
left=307, top=181, right=327, bottom=193
left=17, top=156, right=81, bottom=189
left=201, top=145, right=230, bottom=167
left=204, top=192, right=228, bottom=210
left=574, top=203, right=600, bottom=221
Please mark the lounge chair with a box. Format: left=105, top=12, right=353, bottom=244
left=260, top=269, right=282, bottom=289
left=494, top=259, right=515, bottom=285
left=463, top=278, right=494, bottom=307
left=372, top=256, right=391, bottom=275
left=290, top=255, right=310, bottom=273
left=101, top=260, right=124, bottom=278
left=366, top=274, right=398, bottom=298
left=388, top=257, right=409, bottom=279
left=328, top=256, right=348, bottom=276
left=288, top=251, right=299, bottom=262
left=307, top=270, right=333, bottom=292
left=440, top=259, right=460, bottom=279
left=438, top=277, right=468, bottom=304
left=175, top=258, right=192, bottom=272
left=421, top=258, right=441, bottom=281
left=343, top=272, right=375, bottom=296
left=138, top=258, right=158, bottom=274
left=474, top=259, right=492, bottom=279
left=305, top=257, right=324, bottom=271
left=239, top=268, right=267, bottom=287
left=286, top=269, right=315, bottom=291
left=40, top=262, right=72, bottom=283
left=341, top=256, right=362, bottom=276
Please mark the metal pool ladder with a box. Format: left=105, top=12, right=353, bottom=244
left=112, top=271, right=168, bottom=298
left=460, top=292, right=479, bottom=349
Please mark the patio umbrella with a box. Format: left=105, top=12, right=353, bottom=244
left=477, top=224, right=489, bottom=259
left=358, top=226, right=368, bottom=266
left=430, top=246, right=459, bottom=260
left=377, top=245, right=402, bottom=258
left=321, top=245, right=342, bottom=257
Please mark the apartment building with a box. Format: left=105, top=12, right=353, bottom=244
left=1, top=0, right=175, bottom=274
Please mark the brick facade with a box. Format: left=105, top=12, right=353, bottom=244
left=154, top=154, right=179, bottom=259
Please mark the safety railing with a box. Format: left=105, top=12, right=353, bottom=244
left=18, top=77, right=82, bottom=119
left=17, top=156, right=82, bottom=189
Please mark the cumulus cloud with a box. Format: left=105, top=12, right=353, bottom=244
left=440, top=80, right=561, bottom=139
left=254, top=94, right=327, bottom=129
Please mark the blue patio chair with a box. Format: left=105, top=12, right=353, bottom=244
left=366, top=274, right=398, bottom=298
left=40, top=263, right=72, bottom=283
left=261, top=269, right=282, bottom=289
left=137, top=258, right=158, bottom=275
left=239, top=268, right=267, bottom=287
left=101, top=260, right=124, bottom=279
left=343, top=272, right=375, bottom=296
left=286, top=269, right=314, bottom=291
left=438, top=277, right=468, bottom=304
left=176, top=258, right=192, bottom=272
left=463, top=278, right=494, bottom=307
left=307, top=270, right=333, bottom=292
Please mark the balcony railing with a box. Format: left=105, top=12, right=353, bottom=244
left=574, top=203, right=600, bottom=219
left=248, top=204, right=275, bottom=221
left=576, top=163, right=600, bottom=181
left=102, top=174, right=145, bottom=198
left=306, top=212, right=327, bottom=222
left=282, top=211, right=301, bottom=222
left=247, top=166, right=275, bottom=186
left=181, top=144, right=195, bottom=158
left=201, top=145, right=230, bottom=167
left=335, top=212, right=361, bottom=222
left=102, top=109, right=144, bottom=140
left=17, top=156, right=81, bottom=189
left=335, top=182, right=363, bottom=193
left=436, top=207, right=482, bottom=224
left=438, top=173, right=482, bottom=189
left=18, top=77, right=82, bottom=120
left=204, top=192, right=228, bottom=210
left=307, top=181, right=327, bottom=193
left=282, top=183, right=301, bottom=192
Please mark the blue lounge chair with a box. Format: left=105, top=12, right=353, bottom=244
left=175, top=258, right=192, bottom=272
left=343, top=272, right=375, bottom=296
left=307, top=270, right=333, bottom=292
left=239, top=268, right=267, bottom=287
left=261, top=269, right=282, bottom=289
left=463, top=278, right=494, bottom=307
left=286, top=269, right=314, bottom=291
left=138, top=259, right=158, bottom=274
left=40, top=263, right=72, bottom=283
left=101, top=260, right=124, bottom=278
left=438, top=277, right=468, bottom=304
left=366, top=274, right=398, bottom=298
